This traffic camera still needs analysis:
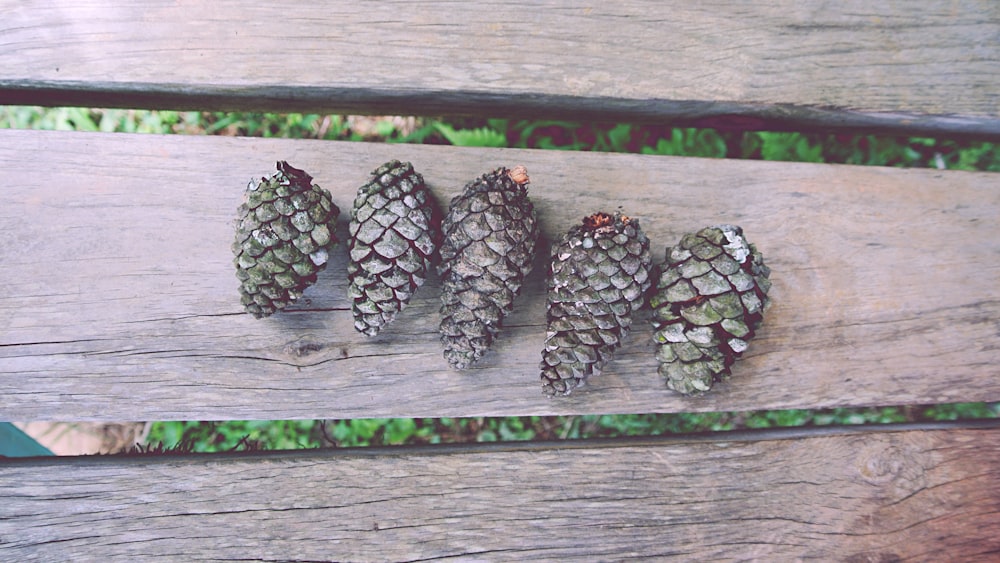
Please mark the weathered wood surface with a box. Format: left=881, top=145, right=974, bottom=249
left=2, top=129, right=998, bottom=421
left=1, top=1, right=998, bottom=137
left=2, top=422, right=998, bottom=560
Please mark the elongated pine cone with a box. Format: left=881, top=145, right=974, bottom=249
left=541, top=212, right=652, bottom=396
left=438, top=165, right=539, bottom=369
left=233, top=161, right=340, bottom=318
left=348, top=160, right=437, bottom=336
left=650, top=225, right=771, bottom=394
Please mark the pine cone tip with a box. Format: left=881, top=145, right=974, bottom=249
left=508, top=165, right=529, bottom=185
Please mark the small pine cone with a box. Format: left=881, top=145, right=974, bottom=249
left=233, top=161, right=340, bottom=318
left=650, top=225, right=771, bottom=394
left=438, top=165, right=540, bottom=369
left=347, top=160, right=437, bottom=336
left=541, top=212, right=652, bottom=397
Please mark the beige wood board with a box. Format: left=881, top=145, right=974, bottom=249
left=2, top=423, right=998, bottom=559
left=1, top=129, right=998, bottom=420
left=1, top=1, right=997, bottom=135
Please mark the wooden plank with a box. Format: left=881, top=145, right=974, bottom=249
left=2, top=129, right=999, bottom=421
left=2, top=422, right=998, bottom=559
left=1, top=1, right=997, bottom=137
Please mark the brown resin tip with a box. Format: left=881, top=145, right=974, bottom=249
left=508, top=165, right=529, bottom=185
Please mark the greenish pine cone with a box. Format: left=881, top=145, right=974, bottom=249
left=541, top=212, right=652, bottom=397
left=650, top=225, right=771, bottom=394
left=348, top=160, right=438, bottom=336
left=233, top=161, right=340, bottom=318
left=438, top=165, right=539, bottom=369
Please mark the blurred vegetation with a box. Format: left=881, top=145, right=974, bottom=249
left=4, top=105, right=998, bottom=452
left=3, top=107, right=998, bottom=170
left=147, top=403, right=1000, bottom=452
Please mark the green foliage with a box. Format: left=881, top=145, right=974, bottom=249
left=322, top=418, right=436, bottom=446
left=433, top=122, right=507, bottom=147
left=0, top=107, right=436, bottom=142
left=146, top=420, right=323, bottom=452
left=507, top=119, right=591, bottom=150
left=421, top=117, right=997, bottom=170
left=143, top=403, right=999, bottom=452
left=5, top=106, right=996, bottom=170
left=750, top=132, right=824, bottom=162
left=562, top=413, right=734, bottom=438
left=922, top=402, right=1000, bottom=420
left=178, top=111, right=334, bottom=138
left=640, top=128, right=728, bottom=157
left=0, top=106, right=183, bottom=134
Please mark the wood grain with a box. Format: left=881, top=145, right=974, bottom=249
left=1, top=129, right=998, bottom=421
left=2, top=423, right=998, bottom=560
left=1, top=1, right=998, bottom=137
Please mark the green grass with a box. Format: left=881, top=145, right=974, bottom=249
left=4, top=107, right=998, bottom=170
left=4, top=105, right=998, bottom=452
left=145, top=403, right=1000, bottom=452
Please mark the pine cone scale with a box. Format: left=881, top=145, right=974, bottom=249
left=651, top=225, right=771, bottom=395
left=347, top=160, right=437, bottom=337
left=438, top=166, right=539, bottom=369
left=233, top=161, right=340, bottom=318
left=541, top=212, right=652, bottom=396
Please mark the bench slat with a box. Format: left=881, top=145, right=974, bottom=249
left=1, top=2, right=998, bottom=137
left=2, top=422, right=998, bottom=559
left=2, top=129, right=998, bottom=421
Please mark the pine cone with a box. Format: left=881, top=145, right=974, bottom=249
left=438, top=165, right=539, bottom=369
left=347, top=160, right=437, bottom=336
left=233, top=161, right=340, bottom=318
left=650, top=225, right=771, bottom=394
left=541, top=212, right=652, bottom=396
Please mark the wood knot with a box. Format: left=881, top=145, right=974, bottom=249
left=855, top=442, right=928, bottom=493
left=283, top=337, right=324, bottom=358
left=858, top=445, right=905, bottom=484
